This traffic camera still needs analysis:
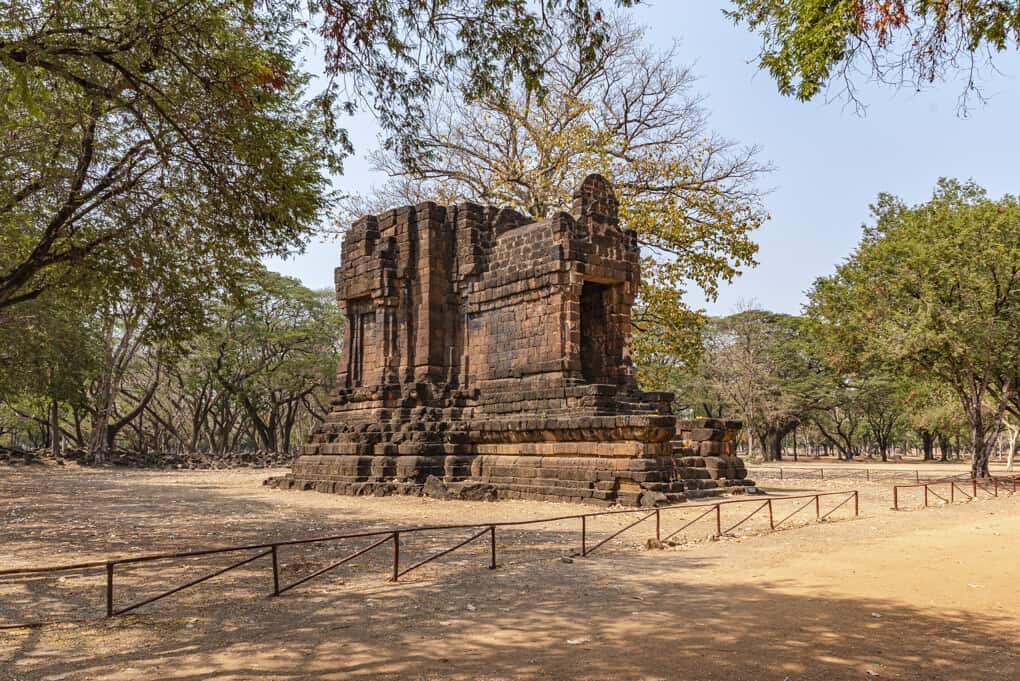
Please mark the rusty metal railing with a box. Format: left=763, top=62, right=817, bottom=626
left=0, top=490, right=859, bottom=624
left=892, top=474, right=1020, bottom=510
left=748, top=466, right=981, bottom=483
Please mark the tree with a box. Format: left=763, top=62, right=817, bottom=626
left=807, top=179, right=1020, bottom=477
left=727, top=0, right=1020, bottom=111
left=315, top=0, right=642, bottom=160
left=342, top=16, right=770, bottom=372
left=0, top=287, right=101, bottom=457
left=0, top=1, right=345, bottom=312
left=204, top=270, right=341, bottom=454
left=699, top=309, right=824, bottom=461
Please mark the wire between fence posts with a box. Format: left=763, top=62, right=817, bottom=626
left=773, top=496, right=815, bottom=528
left=661, top=505, right=716, bottom=542
left=819, top=492, right=858, bottom=521
left=112, top=549, right=272, bottom=617
left=396, top=526, right=491, bottom=579
left=277, top=534, right=393, bottom=595
left=583, top=510, right=658, bottom=557
left=723, top=500, right=770, bottom=535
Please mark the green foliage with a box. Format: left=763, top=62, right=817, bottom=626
left=806, top=178, right=1020, bottom=474
left=0, top=287, right=99, bottom=403
left=727, top=1, right=1020, bottom=109
left=0, top=0, right=340, bottom=312
left=689, top=310, right=825, bottom=460
left=1, top=266, right=341, bottom=456
left=314, top=0, right=641, bottom=160
left=201, top=270, right=342, bottom=453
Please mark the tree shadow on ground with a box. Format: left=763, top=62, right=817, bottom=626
left=2, top=547, right=1016, bottom=681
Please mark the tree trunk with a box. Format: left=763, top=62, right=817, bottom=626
left=49, top=399, right=62, bottom=460
left=937, top=432, right=951, bottom=462
left=919, top=429, right=934, bottom=461
left=1007, top=428, right=1018, bottom=472
left=763, top=430, right=783, bottom=461
left=971, top=428, right=991, bottom=478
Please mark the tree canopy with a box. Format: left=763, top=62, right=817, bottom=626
left=0, top=0, right=344, bottom=313
left=727, top=0, right=1020, bottom=111
left=806, top=179, right=1020, bottom=476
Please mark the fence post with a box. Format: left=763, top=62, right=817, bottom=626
left=924, top=485, right=929, bottom=507
left=581, top=515, right=587, bottom=557
left=271, top=545, right=280, bottom=596
left=820, top=468, right=824, bottom=480
left=853, top=491, right=859, bottom=516
left=105, top=561, right=114, bottom=617
left=893, top=486, right=899, bottom=510
left=950, top=482, right=954, bottom=503
left=915, top=470, right=919, bottom=483
left=815, top=495, right=820, bottom=519
left=655, top=509, right=661, bottom=542
left=972, top=479, right=977, bottom=499
left=714, top=504, right=722, bottom=537
left=489, top=526, right=496, bottom=569
left=779, top=467, right=783, bottom=480
left=767, top=498, right=774, bottom=529
left=391, top=532, right=400, bottom=582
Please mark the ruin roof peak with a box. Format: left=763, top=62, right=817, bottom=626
left=571, top=174, right=619, bottom=224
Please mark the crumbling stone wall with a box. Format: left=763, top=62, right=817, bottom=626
left=268, top=175, right=750, bottom=505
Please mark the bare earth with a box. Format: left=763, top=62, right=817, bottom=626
left=1, top=464, right=1018, bottom=681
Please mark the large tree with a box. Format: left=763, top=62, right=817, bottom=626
left=0, top=1, right=343, bottom=312
left=807, top=179, right=1020, bottom=477
left=3, top=0, right=632, bottom=313
left=698, top=309, right=824, bottom=461
left=727, top=0, right=1020, bottom=111
left=343, top=16, right=770, bottom=372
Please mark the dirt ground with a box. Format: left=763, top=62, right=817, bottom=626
left=1, top=464, right=1018, bottom=681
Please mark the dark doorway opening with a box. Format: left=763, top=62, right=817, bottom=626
left=580, top=281, right=610, bottom=382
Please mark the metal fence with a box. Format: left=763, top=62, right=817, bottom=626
left=748, top=466, right=982, bottom=483
left=891, top=474, right=1020, bottom=510
left=0, top=490, right=858, bottom=624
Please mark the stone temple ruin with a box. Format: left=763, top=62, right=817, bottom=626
left=268, top=175, right=749, bottom=506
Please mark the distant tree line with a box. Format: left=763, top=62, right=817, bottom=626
left=1, top=268, right=340, bottom=461
left=663, top=179, right=1020, bottom=478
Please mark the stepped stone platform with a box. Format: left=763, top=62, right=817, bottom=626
left=267, top=176, right=751, bottom=506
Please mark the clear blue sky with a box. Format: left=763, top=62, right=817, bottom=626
left=265, top=1, right=1020, bottom=316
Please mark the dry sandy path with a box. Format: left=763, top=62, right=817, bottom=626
left=1, top=466, right=1018, bottom=681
